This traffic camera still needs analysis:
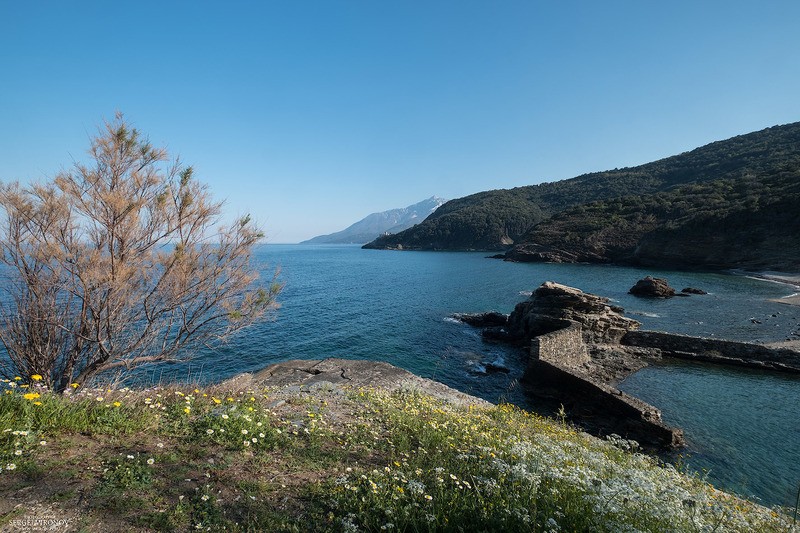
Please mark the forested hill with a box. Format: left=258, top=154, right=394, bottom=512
left=363, top=122, right=800, bottom=269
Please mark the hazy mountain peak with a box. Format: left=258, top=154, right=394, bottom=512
left=301, top=196, right=446, bottom=244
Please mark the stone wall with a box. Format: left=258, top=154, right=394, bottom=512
left=524, top=358, right=684, bottom=448
left=530, top=321, right=589, bottom=369
left=524, top=321, right=684, bottom=448
left=622, top=331, right=800, bottom=373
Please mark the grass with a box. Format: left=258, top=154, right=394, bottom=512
left=0, top=376, right=796, bottom=532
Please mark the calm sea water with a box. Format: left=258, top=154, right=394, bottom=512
left=145, top=245, right=800, bottom=507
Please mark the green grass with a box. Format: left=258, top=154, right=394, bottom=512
left=0, top=377, right=795, bottom=532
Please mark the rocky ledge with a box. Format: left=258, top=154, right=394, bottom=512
left=221, top=358, right=490, bottom=409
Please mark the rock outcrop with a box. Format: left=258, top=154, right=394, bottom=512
left=508, top=281, right=641, bottom=344
left=451, top=312, right=509, bottom=328
left=222, top=358, right=491, bottom=409
left=502, top=243, right=606, bottom=264
left=629, top=276, right=676, bottom=298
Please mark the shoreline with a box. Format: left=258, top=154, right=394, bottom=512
left=733, top=270, right=800, bottom=306
left=737, top=270, right=800, bottom=288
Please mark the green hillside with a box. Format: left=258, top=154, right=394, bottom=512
left=506, top=170, right=800, bottom=270
left=363, top=122, right=800, bottom=269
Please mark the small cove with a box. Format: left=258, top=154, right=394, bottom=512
left=618, top=360, right=800, bottom=507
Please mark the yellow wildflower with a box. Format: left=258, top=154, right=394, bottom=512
left=33, top=401, right=42, bottom=406
left=30, top=374, right=43, bottom=382
left=70, top=383, right=79, bottom=389
left=113, top=401, right=122, bottom=407
left=23, top=392, right=41, bottom=401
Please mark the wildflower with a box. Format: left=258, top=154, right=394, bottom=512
left=96, top=396, right=103, bottom=402
left=212, top=397, right=221, bottom=404
left=241, top=429, right=248, bottom=435
left=14, top=450, right=22, bottom=456
left=31, top=374, right=43, bottom=381
left=156, top=443, right=164, bottom=448
left=144, top=398, right=152, bottom=404
left=39, top=441, right=47, bottom=446
left=184, top=407, right=191, bottom=414
left=206, top=429, right=215, bottom=435
left=6, top=463, right=16, bottom=470
left=113, top=401, right=122, bottom=407
left=424, top=494, right=433, bottom=501
left=14, top=376, right=21, bottom=381
left=201, top=494, right=209, bottom=501
left=127, top=455, right=135, bottom=460
left=70, top=383, right=79, bottom=389
left=147, top=458, right=155, bottom=465
left=23, top=392, right=40, bottom=401
left=221, top=414, right=229, bottom=420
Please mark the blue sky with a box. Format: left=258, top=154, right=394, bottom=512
left=2, top=1, right=799, bottom=243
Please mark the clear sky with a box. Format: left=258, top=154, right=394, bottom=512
left=2, top=1, right=799, bottom=243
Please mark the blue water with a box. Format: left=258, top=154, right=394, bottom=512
left=133, top=245, right=800, bottom=507
left=619, top=361, right=800, bottom=508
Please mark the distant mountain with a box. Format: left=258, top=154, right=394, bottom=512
left=301, top=197, right=446, bottom=245
left=363, top=122, right=800, bottom=271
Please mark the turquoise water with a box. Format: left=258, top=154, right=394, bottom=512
left=124, top=245, right=800, bottom=507
left=619, top=361, right=800, bottom=508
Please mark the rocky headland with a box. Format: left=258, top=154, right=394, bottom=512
left=452, top=281, right=800, bottom=449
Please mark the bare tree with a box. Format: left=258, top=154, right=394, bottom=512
left=0, top=115, right=280, bottom=391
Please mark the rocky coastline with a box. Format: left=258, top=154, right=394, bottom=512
left=452, top=281, right=800, bottom=449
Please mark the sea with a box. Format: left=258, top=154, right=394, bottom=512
left=130, top=245, right=800, bottom=508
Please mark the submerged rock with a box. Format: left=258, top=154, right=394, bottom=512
left=629, top=276, right=676, bottom=298
left=681, top=287, right=708, bottom=295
